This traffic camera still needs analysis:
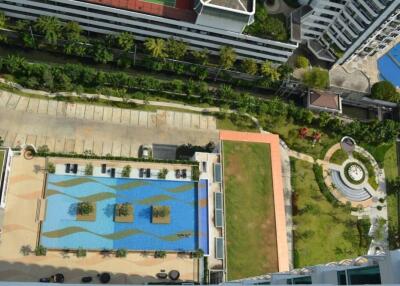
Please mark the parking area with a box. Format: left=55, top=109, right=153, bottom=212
left=0, top=92, right=218, bottom=157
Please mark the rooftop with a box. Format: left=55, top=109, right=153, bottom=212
left=202, top=0, right=253, bottom=12
left=309, top=90, right=341, bottom=111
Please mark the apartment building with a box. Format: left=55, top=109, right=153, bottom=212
left=233, top=249, right=400, bottom=285
left=294, top=0, right=400, bottom=64
left=0, top=0, right=298, bottom=63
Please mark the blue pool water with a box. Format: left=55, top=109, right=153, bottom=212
left=40, top=175, right=209, bottom=252
left=378, top=43, right=400, bottom=88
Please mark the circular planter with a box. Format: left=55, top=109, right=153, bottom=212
left=344, top=162, right=365, bottom=185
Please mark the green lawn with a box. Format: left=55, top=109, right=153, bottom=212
left=216, top=113, right=258, bottom=132
left=223, top=141, right=278, bottom=280
left=384, top=143, right=399, bottom=249
left=268, top=121, right=339, bottom=159
left=291, top=159, right=369, bottom=267
left=330, top=149, right=348, bottom=165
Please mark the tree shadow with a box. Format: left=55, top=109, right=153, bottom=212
left=68, top=203, right=78, bottom=216
left=138, top=207, right=151, bottom=220
left=103, top=204, right=115, bottom=218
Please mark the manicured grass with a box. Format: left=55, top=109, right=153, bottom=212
left=216, top=113, right=258, bottom=132
left=353, top=152, right=379, bottom=190
left=268, top=121, right=339, bottom=159
left=223, top=141, right=278, bottom=280
left=291, top=159, right=369, bottom=267
left=330, top=149, right=348, bottom=165
left=384, top=143, right=399, bottom=249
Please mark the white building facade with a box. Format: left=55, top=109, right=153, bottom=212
left=0, top=0, right=297, bottom=63
left=297, top=0, right=400, bottom=64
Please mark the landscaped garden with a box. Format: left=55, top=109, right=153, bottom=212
left=223, top=141, right=278, bottom=280
left=291, top=159, right=371, bottom=267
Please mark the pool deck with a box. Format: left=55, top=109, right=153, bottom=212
left=0, top=156, right=198, bottom=284
left=219, top=130, right=289, bottom=272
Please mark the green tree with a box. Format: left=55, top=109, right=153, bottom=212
left=63, top=21, right=87, bottom=56
left=78, top=202, right=93, bottom=215
left=166, top=38, right=187, bottom=60
left=241, top=58, right=258, bottom=75
left=34, top=16, right=63, bottom=46
left=219, top=46, right=236, bottom=69
left=116, top=248, right=127, bottom=257
left=3, top=54, right=26, bottom=74
left=92, top=43, right=114, bottom=64
left=15, top=20, right=36, bottom=48
left=84, top=163, right=93, bottom=175
left=116, top=32, right=135, bottom=52
left=191, top=48, right=209, bottom=65
left=371, top=81, right=399, bottom=102
left=121, top=165, right=131, bottom=177
left=47, top=162, right=55, bottom=174
left=117, top=203, right=130, bottom=216
left=302, top=67, right=329, bottom=89
left=265, top=16, right=287, bottom=41
left=34, top=245, right=47, bottom=256
left=0, top=11, right=7, bottom=43
left=260, top=61, right=280, bottom=81
left=144, top=38, right=167, bottom=59
left=295, top=56, right=309, bottom=69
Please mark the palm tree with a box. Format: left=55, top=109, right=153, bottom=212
left=92, top=43, right=114, bottom=64
left=63, top=21, right=86, bottom=56
left=144, top=38, right=167, bottom=59
left=15, top=20, right=35, bottom=48
left=34, top=16, right=62, bottom=46
left=219, top=46, right=236, bottom=70
left=64, top=21, right=82, bottom=42
left=166, top=37, right=187, bottom=60
left=191, top=48, right=209, bottom=65
left=116, top=32, right=134, bottom=52
left=242, top=58, right=258, bottom=75
left=260, top=61, right=280, bottom=81
left=3, top=55, right=26, bottom=73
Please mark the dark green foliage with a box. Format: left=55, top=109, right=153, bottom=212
left=371, top=81, right=399, bottom=103
left=76, top=248, right=87, bottom=257
left=192, top=165, right=200, bottom=181
left=191, top=248, right=204, bottom=258
left=154, top=250, right=167, bottom=258
left=117, top=203, right=130, bottom=216
left=47, top=162, right=55, bottom=174
left=77, top=202, right=94, bottom=215
left=312, top=164, right=341, bottom=206
left=116, top=248, right=127, bottom=257
left=35, top=245, right=47, bottom=256
left=176, top=142, right=215, bottom=159
left=302, top=67, right=329, bottom=89
left=121, top=165, right=131, bottom=177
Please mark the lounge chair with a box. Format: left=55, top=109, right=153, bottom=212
left=110, top=168, right=115, bottom=178
left=146, top=168, right=151, bottom=178
left=175, top=169, right=181, bottom=179
left=65, top=164, right=71, bottom=173
left=182, top=169, right=187, bottom=179
left=101, top=164, right=107, bottom=174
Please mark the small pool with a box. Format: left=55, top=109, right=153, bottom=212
left=40, top=174, right=209, bottom=252
left=378, top=43, right=400, bottom=88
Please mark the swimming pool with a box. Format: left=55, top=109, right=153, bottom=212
left=40, top=175, right=209, bottom=252
left=378, top=43, right=400, bottom=88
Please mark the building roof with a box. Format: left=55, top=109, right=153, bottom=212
left=309, top=90, right=341, bottom=110
left=202, top=0, right=254, bottom=13
left=84, top=0, right=196, bottom=22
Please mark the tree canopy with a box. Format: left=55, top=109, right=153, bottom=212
left=116, top=32, right=135, bottom=52
left=166, top=38, right=187, bottom=60
left=34, top=16, right=63, bottom=46
left=144, top=38, right=167, bottom=59
left=295, top=56, right=309, bottom=69
left=302, top=67, right=329, bottom=89
left=242, top=58, right=258, bottom=75
left=219, top=46, right=236, bottom=69
left=371, top=81, right=399, bottom=102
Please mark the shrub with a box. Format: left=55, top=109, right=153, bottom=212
left=371, top=81, right=399, bottom=102
left=37, top=145, right=50, bottom=153
left=34, top=245, right=47, bottom=256
left=154, top=250, right=167, bottom=258
left=192, top=165, right=200, bottom=181
left=76, top=248, right=87, bottom=257
left=158, top=168, right=168, bottom=179
left=116, top=248, right=127, bottom=257
left=117, top=203, right=130, bottom=216
left=152, top=206, right=170, bottom=218
left=295, top=56, right=309, bottom=69
left=77, top=201, right=93, bottom=215
left=379, top=198, right=385, bottom=203
left=121, top=165, right=131, bottom=177
left=302, top=67, right=329, bottom=89
left=84, top=163, right=93, bottom=175
left=47, top=162, right=55, bottom=174
left=191, top=248, right=204, bottom=258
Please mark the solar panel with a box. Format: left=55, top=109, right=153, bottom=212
left=213, top=163, right=222, bottom=182
left=215, top=192, right=223, bottom=210
left=215, top=237, right=224, bottom=260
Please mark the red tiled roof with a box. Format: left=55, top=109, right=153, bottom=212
left=85, top=0, right=196, bottom=22
left=309, top=90, right=340, bottom=110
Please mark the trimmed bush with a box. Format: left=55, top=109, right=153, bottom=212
left=34, top=245, right=47, bottom=256
left=312, top=164, right=341, bottom=206
left=47, top=162, right=55, bottom=174
left=154, top=250, right=166, bottom=258
left=295, top=56, right=309, bottom=69
left=76, top=248, right=87, bottom=257
left=116, top=248, right=127, bottom=257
